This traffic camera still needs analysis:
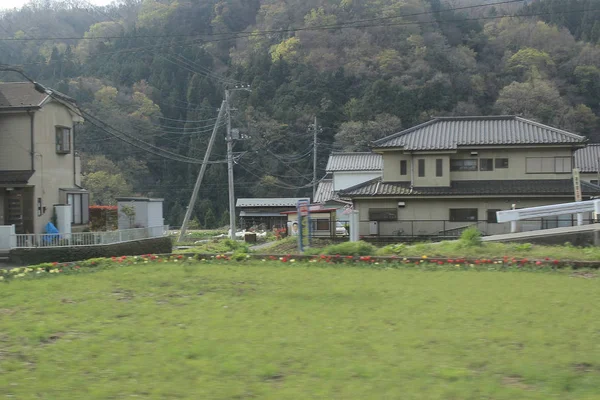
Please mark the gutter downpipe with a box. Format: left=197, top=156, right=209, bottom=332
left=410, top=152, right=414, bottom=189
left=28, top=110, right=35, bottom=171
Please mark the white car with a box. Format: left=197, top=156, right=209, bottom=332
left=336, top=222, right=348, bottom=236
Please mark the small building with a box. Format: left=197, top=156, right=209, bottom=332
left=281, top=205, right=338, bottom=238
left=116, top=197, right=164, bottom=230
left=237, top=198, right=309, bottom=230
left=575, top=144, right=600, bottom=184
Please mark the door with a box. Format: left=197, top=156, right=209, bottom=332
left=369, top=221, right=379, bottom=236
left=6, top=190, right=24, bottom=234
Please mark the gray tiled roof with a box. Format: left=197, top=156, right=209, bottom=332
left=0, top=82, right=49, bottom=109
left=373, top=116, right=585, bottom=150
left=314, top=180, right=334, bottom=203
left=325, top=152, right=382, bottom=171
left=236, top=198, right=310, bottom=207
left=340, top=179, right=600, bottom=197
left=575, top=144, right=600, bottom=173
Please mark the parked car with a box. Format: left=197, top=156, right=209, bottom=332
left=336, top=221, right=348, bottom=236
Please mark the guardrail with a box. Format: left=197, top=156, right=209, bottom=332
left=11, top=225, right=169, bottom=248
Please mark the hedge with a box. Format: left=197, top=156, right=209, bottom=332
left=9, top=236, right=173, bottom=265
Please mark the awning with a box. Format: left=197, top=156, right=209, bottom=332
left=0, top=170, right=34, bottom=184
left=239, top=211, right=286, bottom=217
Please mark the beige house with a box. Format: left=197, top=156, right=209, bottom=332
left=340, top=116, right=600, bottom=238
left=575, top=144, right=600, bottom=184
left=0, top=82, right=88, bottom=234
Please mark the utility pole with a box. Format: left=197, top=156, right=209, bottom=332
left=224, top=86, right=251, bottom=240
left=313, top=116, right=318, bottom=201
left=226, top=89, right=237, bottom=240
left=178, top=101, right=226, bottom=242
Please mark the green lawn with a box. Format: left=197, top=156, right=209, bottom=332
left=2, top=263, right=600, bottom=399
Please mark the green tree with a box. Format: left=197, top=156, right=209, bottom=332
left=82, top=171, right=133, bottom=205
left=495, top=80, right=566, bottom=124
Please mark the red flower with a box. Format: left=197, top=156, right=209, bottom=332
left=535, top=261, right=543, bottom=266
left=281, top=258, right=288, bottom=263
left=177, top=255, right=183, bottom=259
left=545, top=257, right=550, bottom=261
left=448, top=259, right=453, bottom=263
left=320, top=255, right=327, bottom=259
left=74, top=266, right=80, bottom=269
left=52, top=262, right=58, bottom=266
left=475, top=260, right=480, bottom=265
left=346, top=256, right=353, bottom=259
left=553, top=260, right=560, bottom=265
left=438, top=261, right=444, bottom=265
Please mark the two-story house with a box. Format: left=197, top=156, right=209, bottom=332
left=339, top=116, right=600, bottom=237
left=0, top=82, right=88, bottom=234
left=575, top=144, right=600, bottom=184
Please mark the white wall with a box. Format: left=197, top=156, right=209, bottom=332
left=333, top=171, right=381, bottom=191
left=147, top=201, right=164, bottom=227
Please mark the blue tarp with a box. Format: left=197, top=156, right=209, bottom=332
left=44, top=222, right=60, bottom=243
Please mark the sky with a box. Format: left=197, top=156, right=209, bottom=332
left=0, top=0, right=114, bottom=11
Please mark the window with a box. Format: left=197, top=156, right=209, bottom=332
left=591, top=180, right=599, bottom=185
left=55, top=126, right=71, bottom=154
left=487, top=209, right=501, bottom=223
left=495, top=158, right=509, bottom=169
left=418, top=159, right=425, bottom=177
left=66, top=192, right=89, bottom=225
left=369, top=208, right=397, bottom=221
left=436, top=159, right=443, bottom=177
left=400, top=160, right=407, bottom=176
left=449, top=208, right=478, bottom=222
left=480, top=158, right=493, bottom=171
left=450, top=159, right=477, bottom=171
left=311, top=219, right=330, bottom=231
left=526, top=157, right=572, bottom=173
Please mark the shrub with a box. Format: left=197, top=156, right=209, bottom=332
left=319, top=241, right=376, bottom=256
left=459, top=227, right=482, bottom=247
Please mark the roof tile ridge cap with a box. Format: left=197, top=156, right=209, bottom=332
left=514, top=116, right=585, bottom=140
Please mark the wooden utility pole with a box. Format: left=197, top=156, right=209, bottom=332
left=225, top=89, right=236, bottom=240
left=178, top=101, right=226, bottom=242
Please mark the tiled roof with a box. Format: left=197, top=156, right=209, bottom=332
left=575, top=144, right=600, bottom=173
left=373, top=116, right=585, bottom=150
left=0, top=170, right=34, bottom=184
left=0, top=82, right=49, bottom=109
left=340, top=179, right=600, bottom=197
left=314, top=180, right=334, bottom=203
left=236, top=198, right=310, bottom=207
left=325, top=152, right=382, bottom=171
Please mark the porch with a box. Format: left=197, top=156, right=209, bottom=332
left=0, top=186, right=35, bottom=234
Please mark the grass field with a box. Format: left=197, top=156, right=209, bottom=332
left=2, top=262, right=600, bottom=399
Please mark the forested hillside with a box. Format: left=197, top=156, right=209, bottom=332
left=1, top=0, right=599, bottom=227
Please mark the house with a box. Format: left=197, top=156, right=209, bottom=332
left=314, top=152, right=382, bottom=220
left=339, top=116, right=600, bottom=237
left=0, top=82, right=88, bottom=234
left=575, top=144, right=600, bottom=184
left=236, top=197, right=309, bottom=230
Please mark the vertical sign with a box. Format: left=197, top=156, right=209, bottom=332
left=573, top=168, right=582, bottom=202
left=297, top=199, right=310, bottom=252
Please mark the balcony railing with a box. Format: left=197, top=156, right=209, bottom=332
left=11, top=225, right=169, bottom=248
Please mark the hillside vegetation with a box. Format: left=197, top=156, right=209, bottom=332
left=1, top=0, right=599, bottom=226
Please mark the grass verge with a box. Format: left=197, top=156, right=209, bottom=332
left=1, top=260, right=600, bottom=399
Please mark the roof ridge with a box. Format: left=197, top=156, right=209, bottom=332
left=371, top=119, right=438, bottom=147
left=338, top=177, right=381, bottom=194
left=514, top=116, right=585, bottom=141
left=432, top=115, right=515, bottom=120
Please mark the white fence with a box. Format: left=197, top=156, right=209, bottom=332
left=10, top=225, right=169, bottom=249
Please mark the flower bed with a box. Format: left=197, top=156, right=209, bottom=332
left=2, top=252, right=599, bottom=282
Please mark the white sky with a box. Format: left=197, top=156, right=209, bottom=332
left=0, top=0, right=114, bottom=11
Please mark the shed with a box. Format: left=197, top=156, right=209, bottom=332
left=281, top=205, right=338, bottom=238
left=116, top=197, right=164, bottom=230
left=236, top=197, right=309, bottom=230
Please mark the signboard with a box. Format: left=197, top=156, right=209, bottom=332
left=298, top=199, right=310, bottom=217
left=573, top=168, right=582, bottom=202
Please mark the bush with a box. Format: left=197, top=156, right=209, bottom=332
left=9, top=237, right=173, bottom=265
left=318, top=241, right=376, bottom=256
left=459, top=227, right=482, bottom=247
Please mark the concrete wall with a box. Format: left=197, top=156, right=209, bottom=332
left=354, top=197, right=590, bottom=237
left=147, top=201, right=164, bottom=227
left=381, top=147, right=576, bottom=185
left=333, top=171, right=381, bottom=191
